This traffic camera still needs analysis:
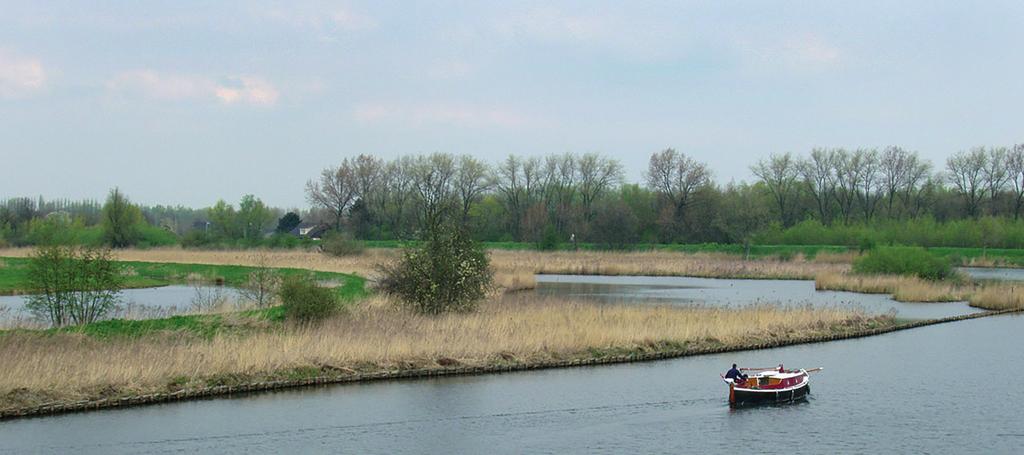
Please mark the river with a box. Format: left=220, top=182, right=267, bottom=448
left=1, top=275, right=1021, bottom=453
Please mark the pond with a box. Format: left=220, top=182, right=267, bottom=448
left=0, top=285, right=243, bottom=323
left=2, top=311, right=1019, bottom=453
left=535, top=274, right=979, bottom=320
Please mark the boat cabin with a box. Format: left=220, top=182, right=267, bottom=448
left=739, top=371, right=804, bottom=390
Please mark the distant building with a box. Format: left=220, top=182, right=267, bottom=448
left=289, top=222, right=330, bottom=240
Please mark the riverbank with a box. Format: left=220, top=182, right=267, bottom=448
left=4, top=304, right=1019, bottom=420
left=1, top=294, right=890, bottom=418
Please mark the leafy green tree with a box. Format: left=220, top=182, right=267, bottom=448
left=25, top=245, right=124, bottom=326
left=101, top=188, right=142, bottom=248
left=237, top=194, right=273, bottom=240
left=207, top=199, right=239, bottom=239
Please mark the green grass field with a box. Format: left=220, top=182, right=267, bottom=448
left=0, top=256, right=368, bottom=339
left=0, top=257, right=368, bottom=296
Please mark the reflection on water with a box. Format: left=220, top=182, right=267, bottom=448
left=535, top=274, right=980, bottom=319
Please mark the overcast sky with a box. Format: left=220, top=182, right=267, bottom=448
left=2, top=1, right=1023, bottom=208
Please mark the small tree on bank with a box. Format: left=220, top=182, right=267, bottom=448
left=101, top=188, right=142, bottom=248
left=25, top=245, right=124, bottom=326
left=237, top=253, right=281, bottom=308
left=377, top=223, right=493, bottom=314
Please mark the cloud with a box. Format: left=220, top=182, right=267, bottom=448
left=213, top=77, right=279, bottom=105
left=108, top=70, right=279, bottom=106
left=353, top=103, right=534, bottom=129
left=0, top=49, right=46, bottom=98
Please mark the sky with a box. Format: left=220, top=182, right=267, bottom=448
left=2, top=1, right=1023, bottom=208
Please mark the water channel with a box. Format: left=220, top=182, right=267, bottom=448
left=1, top=270, right=1021, bottom=453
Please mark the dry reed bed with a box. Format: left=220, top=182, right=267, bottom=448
left=0, top=295, right=876, bottom=411
left=489, top=250, right=848, bottom=280
left=0, top=247, right=849, bottom=289
left=815, top=271, right=1024, bottom=310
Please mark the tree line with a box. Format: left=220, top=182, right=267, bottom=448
left=4, top=144, right=1024, bottom=250
left=303, top=145, right=1024, bottom=248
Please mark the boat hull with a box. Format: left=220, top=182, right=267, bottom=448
left=730, top=382, right=809, bottom=407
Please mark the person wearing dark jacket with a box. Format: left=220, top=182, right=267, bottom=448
left=725, top=364, right=747, bottom=381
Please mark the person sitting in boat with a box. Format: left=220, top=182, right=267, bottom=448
left=725, top=364, right=747, bottom=382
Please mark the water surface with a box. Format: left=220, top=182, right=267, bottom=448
left=536, top=274, right=978, bottom=319
left=0, top=285, right=242, bottom=321
left=960, top=266, right=1024, bottom=282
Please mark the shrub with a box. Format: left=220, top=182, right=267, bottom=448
left=137, top=224, right=179, bottom=248
left=279, top=275, right=339, bottom=322
left=181, top=230, right=214, bottom=248
left=321, top=231, right=365, bottom=257
left=538, top=225, right=560, bottom=251
left=377, top=224, right=493, bottom=314
left=853, top=246, right=953, bottom=280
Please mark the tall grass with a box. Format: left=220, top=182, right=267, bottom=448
left=815, top=272, right=966, bottom=302
left=0, top=295, right=874, bottom=409
left=0, top=247, right=850, bottom=286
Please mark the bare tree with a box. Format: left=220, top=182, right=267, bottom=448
left=541, top=153, right=578, bottom=213
left=352, top=154, right=385, bottom=212
left=411, top=153, right=457, bottom=229
left=880, top=146, right=912, bottom=217
left=750, top=152, right=798, bottom=226
left=856, top=148, right=882, bottom=223
left=577, top=153, right=623, bottom=220
left=237, top=253, right=281, bottom=308
left=453, top=155, right=491, bottom=219
left=901, top=155, right=933, bottom=218
left=520, top=156, right=544, bottom=210
left=306, top=159, right=357, bottom=230
left=831, top=148, right=866, bottom=224
left=540, top=153, right=579, bottom=232
left=645, top=148, right=711, bottom=217
left=382, top=156, right=415, bottom=237
left=946, top=148, right=988, bottom=218
left=494, top=155, right=525, bottom=240
left=982, top=146, right=1010, bottom=214
left=798, top=148, right=837, bottom=224
left=1007, top=144, right=1024, bottom=219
